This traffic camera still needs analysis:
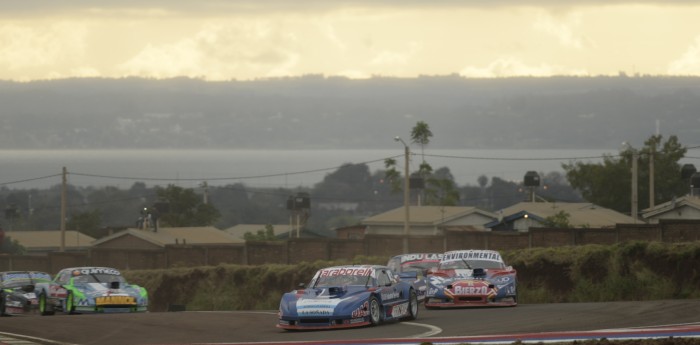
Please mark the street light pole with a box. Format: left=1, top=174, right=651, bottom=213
left=622, top=142, right=638, bottom=222
left=632, top=150, right=638, bottom=222
left=394, top=136, right=410, bottom=254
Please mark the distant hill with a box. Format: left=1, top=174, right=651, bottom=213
left=1, top=75, right=699, bottom=150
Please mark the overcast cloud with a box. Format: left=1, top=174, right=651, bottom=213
left=1, top=1, right=699, bottom=81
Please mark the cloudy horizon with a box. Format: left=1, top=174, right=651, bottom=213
left=2, top=1, right=700, bottom=81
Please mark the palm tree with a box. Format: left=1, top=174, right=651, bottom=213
left=410, top=121, right=433, bottom=163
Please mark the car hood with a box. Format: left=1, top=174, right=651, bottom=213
left=75, top=283, right=138, bottom=297
left=283, top=286, right=371, bottom=317
left=429, top=269, right=513, bottom=286
left=298, top=285, right=370, bottom=299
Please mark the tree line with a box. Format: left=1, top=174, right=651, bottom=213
left=1, top=128, right=693, bottom=251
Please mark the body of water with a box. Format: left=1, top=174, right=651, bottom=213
left=0, top=149, right=620, bottom=190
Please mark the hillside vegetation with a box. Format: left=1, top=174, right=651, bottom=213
left=2, top=76, right=700, bottom=150
left=124, top=241, right=700, bottom=312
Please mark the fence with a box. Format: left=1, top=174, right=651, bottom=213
left=2, top=219, right=699, bottom=273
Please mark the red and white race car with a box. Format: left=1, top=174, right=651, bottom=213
left=425, top=249, right=517, bottom=308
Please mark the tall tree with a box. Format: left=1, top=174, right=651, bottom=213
left=423, top=167, right=460, bottom=206
left=386, top=121, right=461, bottom=207
left=154, top=184, right=221, bottom=227
left=563, top=135, right=688, bottom=214
left=411, top=121, right=433, bottom=163
left=67, top=210, right=102, bottom=238
left=383, top=158, right=402, bottom=193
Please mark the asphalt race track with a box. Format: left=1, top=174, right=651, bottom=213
left=0, top=299, right=699, bottom=345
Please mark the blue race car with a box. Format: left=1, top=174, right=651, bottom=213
left=0, top=271, right=62, bottom=316
left=425, top=249, right=517, bottom=308
left=35, top=267, right=148, bottom=314
left=277, top=265, right=418, bottom=330
left=387, top=253, right=442, bottom=303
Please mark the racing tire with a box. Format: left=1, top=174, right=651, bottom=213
left=0, top=292, right=6, bottom=316
left=402, top=289, right=418, bottom=321
left=39, top=292, right=55, bottom=316
left=368, top=296, right=382, bottom=326
left=64, top=291, right=75, bottom=315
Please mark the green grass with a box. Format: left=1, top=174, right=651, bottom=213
left=124, top=241, right=700, bottom=311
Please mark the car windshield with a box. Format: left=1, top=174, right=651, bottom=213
left=314, top=274, right=369, bottom=287
left=0, top=272, right=51, bottom=288
left=439, top=259, right=505, bottom=270
left=401, top=262, right=439, bottom=273
left=73, top=274, right=127, bottom=285
left=2, top=279, right=33, bottom=289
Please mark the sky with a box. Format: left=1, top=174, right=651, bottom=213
left=2, top=1, right=700, bottom=81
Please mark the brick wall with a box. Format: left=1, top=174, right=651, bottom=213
left=166, top=246, right=207, bottom=267
left=530, top=228, right=574, bottom=247
left=288, top=239, right=331, bottom=262
left=488, top=232, right=530, bottom=251
left=203, top=245, right=245, bottom=266
left=365, top=236, right=404, bottom=258
left=328, top=240, right=365, bottom=261
left=445, top=231, right=488, bottom=250
left=90, top=249, right=166, bottom=270
left=574, top=228, right=618, bottom=245
left=660, top=219, right=700, bottom=242
left=48, top=252, right=89, bottom=272
left=246, top=241, right=287, bottom=265
left=0, top=254, right=49, bottom=272
left=9, top=219, right=700, bottom=272
left=617, top=224, right=661, bottom=242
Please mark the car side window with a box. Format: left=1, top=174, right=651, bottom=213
left=376, top=270, right=392, bottom=286
left=387, top=257, right=399, bottom=272
left=56, top=271, right=70, bottom=284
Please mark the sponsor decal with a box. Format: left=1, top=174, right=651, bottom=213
left=351, top=301, right=369, bottom=318
left=494, top=276, right=511, bottom=283
left=72, top=268, right=121, bottom=276
left=49, top=285, right=68, bottom=298
left=95, top=296, right=136, bottom=306
left=381, top=291, right=400, bottom=300
left=349, top=318, right=365, bottom=324
left=454, top=269, right=474, bottom=278
left=77, top=298, right=91, bottom=306
left=296, top=298, right=342, bottom=316
left=2, top=272, right=33, bottom=281
left=429, top=276, right=447, bottom=285
left=7, top=301, right=24, bottom=307
left=30, top=272, right=51, bottom=280
left=399, top=253, right=442, bottom=263
left=427, top=287, right=439, bottom=296
left=319, top=267, right=372, bottom=278
left=390, top=302, right=409, bottom=317
left=453, top=285, right=488, bottom=295
left=442, top=251, right=502, bottom=263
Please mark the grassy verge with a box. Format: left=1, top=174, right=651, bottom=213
left=124, top=241, right=700, bottom=312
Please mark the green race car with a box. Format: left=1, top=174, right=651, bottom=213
left=36, top=267, right=148, bottom=314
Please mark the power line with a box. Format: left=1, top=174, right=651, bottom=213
left=422, top=153, right=610, bottom=161
left=68, top=155, right=400, bottom=183
left=2, top=146, right=699, bottom=187
left=0, top=173, right=62, bottom=187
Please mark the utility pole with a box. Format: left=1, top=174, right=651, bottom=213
left=649, top=142, right=655, bottom=208
left=632, top=151, right=638, bottom=222
left=60, top=166, right=67, bottom=252
left=394, top=136, right=410, bottom=254
left=201, top=181, right=209, bottom=204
